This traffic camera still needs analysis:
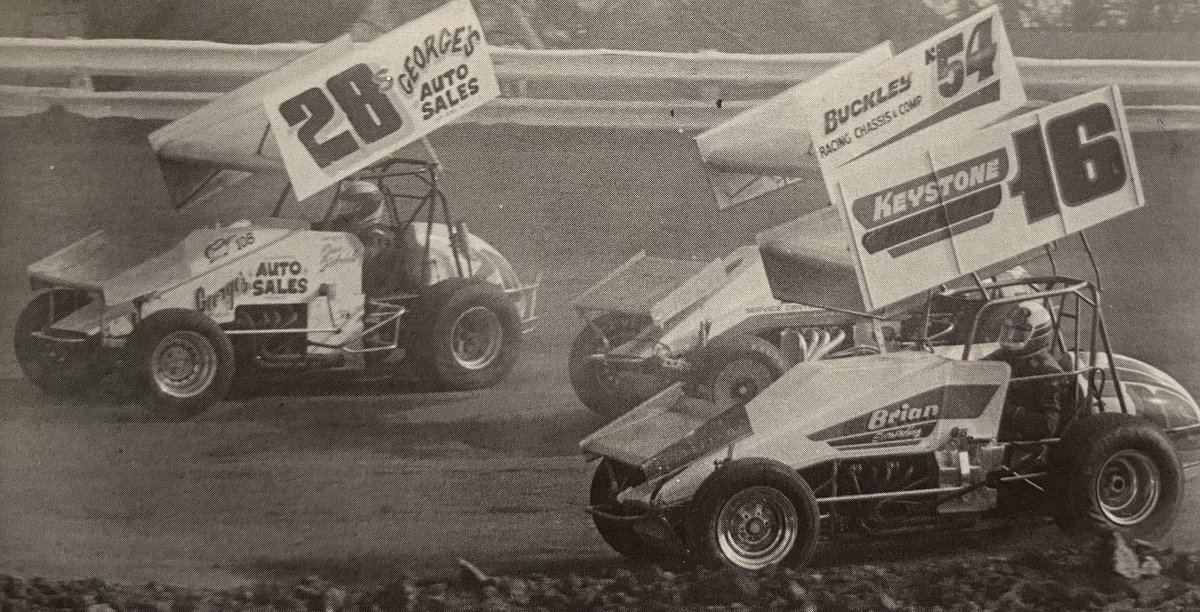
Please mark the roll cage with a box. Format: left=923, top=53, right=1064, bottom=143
left=917, top=233, right=1129, bottom=422
left=271, top=157, right=475, bottom=286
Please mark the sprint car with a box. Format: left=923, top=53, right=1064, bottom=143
left=569, top=245, right=866, bottom=419
left=16, top=157, right=538, bottom=416
left=581, top=255, right=1200, bottom=570
left=578, top=7, right=1195, bottom=570
left=568, top=220, right=1032, bottom=419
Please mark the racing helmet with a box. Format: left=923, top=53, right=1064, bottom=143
left=332, top=180, right=387, bottom=230
left=997, top=301, right=1054, bottom=356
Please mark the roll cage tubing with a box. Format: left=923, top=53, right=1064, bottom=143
left=271, top=157, right=472, bottom=285
left=919, top=232, right=1128, bottom=415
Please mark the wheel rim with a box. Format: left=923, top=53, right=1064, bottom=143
left=152, top=330, right=218, bottom=398
left=1096, top=449, right=1161, bottom=526
left=716, top=486, right=798, bottom=570
left=713, top=359, right=773, bottom=406
left=451, top=306, right=503, bottom=370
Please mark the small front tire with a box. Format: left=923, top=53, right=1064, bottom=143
left=129, top=309, right=235, bottom=418
left=568, top=313, right=670, bottom=419
left=589, top=459, right=656, bottom=559
left=14, top=289, right=105, bottom=395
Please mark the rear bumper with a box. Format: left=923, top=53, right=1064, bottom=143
left=508, top=273, right=541, bottom=333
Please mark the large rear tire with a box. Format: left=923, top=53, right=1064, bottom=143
left=14, top=289, right=105, bottom=395
left=687, top=458, right=820, bottom=570
left=589, top=459, right=656, bottom=559
left=686, top=333, right=789, bottom=409
left=410, top=278, right=521, bottom=390
left=568, top=313, right=669, bottom=419
left=1048, top=412, right=1183, bottom=540
left=128, top=309, right=235, bottom=418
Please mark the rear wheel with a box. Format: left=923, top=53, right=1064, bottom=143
left=688, top=458, right=820, bottom=570
left=687, top=333, right=789, bottom=409
left=1049, top=412, right=1183, bottom=540
left=411, top=278, right=521, bottom=390
left=589, top=459, right=655, bottom=559
left=569, top=313, right=669, bottom=419
left=14, top=289, right=104, bottom=395
left=129, top=309, right=235, bottom=418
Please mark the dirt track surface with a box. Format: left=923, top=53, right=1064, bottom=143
left=9, top=536, right=1200, bottom=612
left=2, top=115, right=1200, bottom=589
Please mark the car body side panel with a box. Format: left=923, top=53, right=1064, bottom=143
left=656, top=246, right=803, bottom=353
left=142, top=228, right=366, bottom=354
left=103, top=225, right=303, bottom=307
left=1077, top=351, right=1200, bottom=465
left=651, top=352, right=1010, bottom=506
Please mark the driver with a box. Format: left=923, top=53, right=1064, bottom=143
left=988, top=301, right=1065, bottom=441
left=327, top=180, right=399, bottom=294
left=326, top=180, right=389, bottom=233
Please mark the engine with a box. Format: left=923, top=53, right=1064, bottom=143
left=804, top=430, right=1004, bottom=535
left=842, top=455, right=941, bottom=533
left=228, top=304, right=309, bottom=362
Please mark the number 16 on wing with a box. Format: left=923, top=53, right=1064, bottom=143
left=829, top=86, right=1145, bottom=312
left=262, top=0, right=499, bottom=201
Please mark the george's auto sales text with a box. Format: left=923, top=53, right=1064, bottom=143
left=371, top=25, right=485, bottom=120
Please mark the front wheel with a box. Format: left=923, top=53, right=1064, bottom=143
left=688, top=458, right=820, bottom=570
left=410, top=278, right=521, bottom=390
left=128, top=309, right=235, bottom=418
left=14, top=289, right=105, bottom=395
left=589, top=459, right=655, bottom=559
left=568, top=313, right=669, bottom=419
left=1049, top=412, right=1183, bottom=540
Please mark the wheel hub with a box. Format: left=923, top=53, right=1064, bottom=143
left=731, top=378, right=760, bottom=401
left=717, top=486, right=798, bottom=570
left=1096, top=449, right=1161, bottom=526
left=152, top=330, right=218, bottom=399
left=161, top=345, right=196, bottom=380
left=451, top=306, right=503, bottom=370
left=712, top=358, right=773, bottom=407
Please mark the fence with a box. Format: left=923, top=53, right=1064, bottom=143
left=1, top=37, right=1198, bottom=130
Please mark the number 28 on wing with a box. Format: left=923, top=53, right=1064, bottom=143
left=262, top=0, right=499, bottom=201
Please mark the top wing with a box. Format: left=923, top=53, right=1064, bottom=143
left=148, top=0, right=501, bottom=207
left=260, top=0, right=499, bottom=201
left=149, top=36, right=354, bottom=208
left=696, top=42, right=893, bottom=177
left=693, top=42, right=893, bottom=209
left=819, top=85, right=1143, bottom=312
left=737, top=9, right=1147, bottom=313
